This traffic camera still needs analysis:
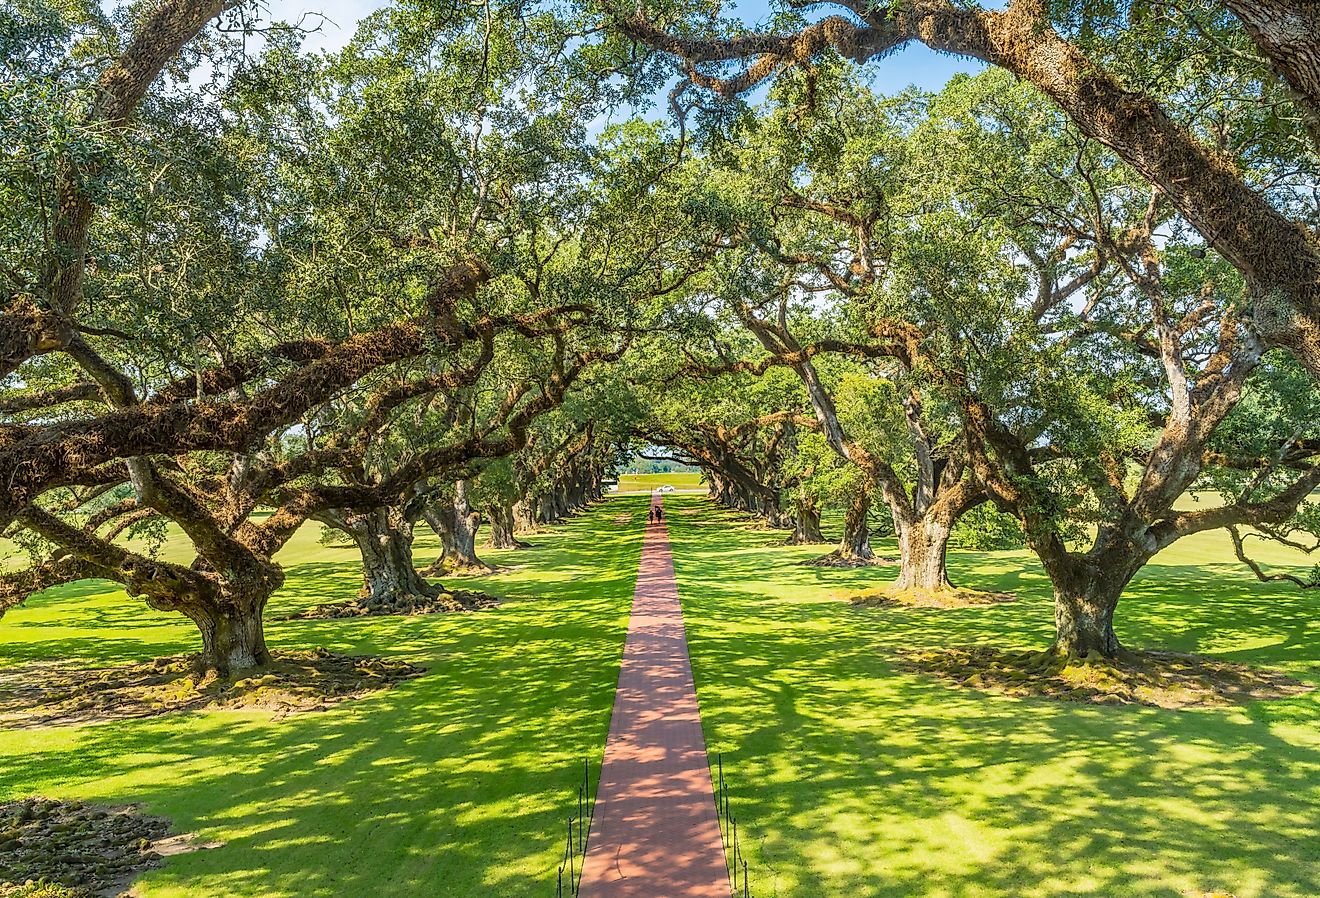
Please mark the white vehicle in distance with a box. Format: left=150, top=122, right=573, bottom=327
left=658, top=485, right=676, bottom=492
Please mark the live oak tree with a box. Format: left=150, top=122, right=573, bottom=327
left=0, top=0, right=680, bottom=529
left=612, top=0, right=1320, bottom=388
left=5, top=0, right=1317, bottom=680
left=640, top=354, right=819, bottom=531
left=855, top=71, right=1320, bottom=656
left=665, top=62, right=1319, bottom=654
left=682, top=74, right=991, bottom=590
left=0, top=0, right=687, bottom=672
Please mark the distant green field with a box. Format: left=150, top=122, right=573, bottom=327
left=615, top=472, right=704, bottom=492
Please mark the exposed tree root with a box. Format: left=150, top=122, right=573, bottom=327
left=427, top=563, right=503, bottom=578
left=486, top=537, right=533, bottom=550
left=282, top=588, right=499, bottom=619
left=419, top=560, right=497, bottom=577
left=850, top=586, right=1014, bottom=609
left=802, top=551, right=897, bottom=568
left=0, top=798, right=205, bottom=897
left=896, top=645, right=1313, bottom=709
left=0, top=649, right=425, bottom=728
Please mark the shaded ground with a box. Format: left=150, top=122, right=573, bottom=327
left=801, top=552, right=897, bottom=569
left=0, top=799, right=180, bottom=897
left=849, top=585, right=1015, bottom=608
left=279, top=588, right=499, bottom=619
left=5, top=495, right=1319, bottom=897
left=0, top=499, right=645, bottom=898
left=669, top=496, right=1320, bottom=898
left=896, top=645, right=1313, bottom=709
left=0, top=650, right=425, bottom=728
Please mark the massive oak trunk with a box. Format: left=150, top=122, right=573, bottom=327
left=706, top=470, right=733, bottom=506
left=838, top=492, right=874, bottom=561
left=184, top=597, right=271, bottom=678
left=356, top=513, right=432, bottom=605
left=1038, top=531, right=1150, bottom=659
left=484, top=502, right=527, bottom=549
left=763, top=502, right=793, bottom=530
left=319, top=507, right=440, bottom=607
left=787, top=500, right=826, bottom=544
left=1052, top=580, right=1122, bottom=658
left=425, top=481, right=488, bottom=572
left=892, top=517, right=954, bottom=592
left=512, top=498, right=539, bottom=533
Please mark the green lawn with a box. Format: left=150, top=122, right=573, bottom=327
left=615, top=471, right=704, bottom=492
left=0, top=498, right=647, bottom=897
left=3, top=494, right=1318, bottom=898
left=668, top=496, right=1320, bottom=898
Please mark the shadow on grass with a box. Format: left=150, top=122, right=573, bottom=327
left=669, top=497, right=1320, bottom=898
left=0, top=496, right=653, bottom=898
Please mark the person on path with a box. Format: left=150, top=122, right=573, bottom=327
left=647, top=506, right=655, bottom=524
left=655, top=504, right=664, bottom=522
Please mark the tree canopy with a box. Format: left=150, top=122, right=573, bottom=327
left=2, top=0, right=1317, bottom=670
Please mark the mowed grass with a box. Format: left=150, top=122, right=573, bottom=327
left=0, top=497, right=648, bottom=898
left=666, top=496, right=1320, bottom=898
left=615, top=471, right=704, bottom=492
left=5, top=493, right=1319, bottom=898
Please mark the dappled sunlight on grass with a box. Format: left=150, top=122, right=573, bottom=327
left=669, top=496, right=1320, bottom=898
left=0, top=498, right=648, bottom=897
left=5, top=495, right=1318, bottom=897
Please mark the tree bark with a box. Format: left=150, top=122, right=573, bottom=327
left=838, top=491, right=874, bottom=561
left=1033, top=528, right=1152, bottom=658
left=319, top=507, right=439, bottom=608
left=512, top=498, right=539, bottom=533
left=1224, top=0, right=1320, bottom=144
left=424, top=481, right=488, bottom=572
left=787, top=500, right=826, bottom=544
left=485, top=502, right=527, bottom=549
left=893, top=517, right=954, bottom=592
left=185, top=599, right=270, bottom=678
left=1052, top=578, right=1124, bottom=658
left=764, top=502, right=792, bottom=529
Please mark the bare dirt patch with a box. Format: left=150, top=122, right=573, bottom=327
left=896, top=645, right=1314, bottom=709
left=850, top=587, right=1015, bottom=609
left=0, top=649, right=425, bottom=728
left=0, top=798, right=214, bottom=897
left=280, top=588, right=498, bottom=619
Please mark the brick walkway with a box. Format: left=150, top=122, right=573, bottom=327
left=578, top=494, right=730, bottom=898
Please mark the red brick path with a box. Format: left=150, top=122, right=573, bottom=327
left=578, top=494, right=731, bottom=898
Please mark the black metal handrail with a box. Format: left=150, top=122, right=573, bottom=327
left=557, top=758, right=595, bottom=897
left=717, top=753, right=751, bottom=898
